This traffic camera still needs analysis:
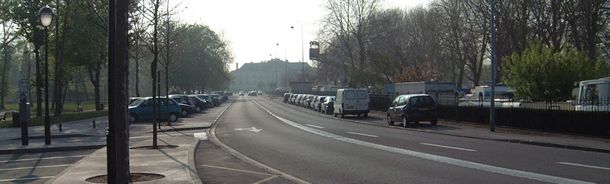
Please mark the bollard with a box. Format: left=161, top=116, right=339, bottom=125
left=92, top=119, right=96, bottom=129
left=59, top=122, right=62, bottom=132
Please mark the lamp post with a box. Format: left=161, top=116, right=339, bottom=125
left=39, top=5, right=53, bottom=145
left=290, top=23, right=305, bottom=81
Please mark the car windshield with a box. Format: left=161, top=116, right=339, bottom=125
left=129, top=99, right=144, bottom=106
left=409, top=96, right=435, bottom=107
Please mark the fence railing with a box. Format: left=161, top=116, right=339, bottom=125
left=369, top=96, right=610, bottom=137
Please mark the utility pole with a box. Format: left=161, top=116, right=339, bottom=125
left=107, top=0, right=131, bottom=182
left=489, top=0, right=497, bottom=132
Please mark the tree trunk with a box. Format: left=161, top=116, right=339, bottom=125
left=53, top=0, right=68, bottom=116
left=1, top=46, right=10, bottom=109
left=34, top=40, right=42, bottom=117
left=89, top=63, right=102, bottom=111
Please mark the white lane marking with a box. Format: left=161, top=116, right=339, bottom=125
left=0, top=176, right=55, bottom=182
left=421, top=143, right=477, bottom=152
left=0, top=155, right=86, bottom=163
left=235, top=127, right=263, bottom=133
left=254, top=175, right=280, bottom=184
left=558, top=162, right=610, bottom=171
left=0, top=164, right=71, bottom=171
left=200, top=164, right=274, bottom=176
left=194, top=132, right=208, bottom=140
left=346, top=132, right=379, bottom=138
left=252, top=100, right=593, bottom=184
left=305, top=124, right=325, bottom=129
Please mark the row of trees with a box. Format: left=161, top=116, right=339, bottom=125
left=0, top=0, right=232, bottom=116
left=316, top=0, right=609, bottom=100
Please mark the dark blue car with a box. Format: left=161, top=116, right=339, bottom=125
left=129, top=97, right=181, bottom=123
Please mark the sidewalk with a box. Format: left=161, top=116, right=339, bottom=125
left=47, top=103, right=230, bottom=184
left=0, top=117, right=108, bottom=154
left=366, top=110, right=610, bottom=153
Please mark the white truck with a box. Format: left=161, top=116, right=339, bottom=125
left=334, top=88, right=369, bottom=118
left=575, top=77, right=610, bottom=112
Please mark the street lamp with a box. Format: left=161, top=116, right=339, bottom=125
left=290, top=24, right=305, bottom=81
left=39, top=5, right=53, bottom=145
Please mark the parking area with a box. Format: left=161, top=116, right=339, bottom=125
left=0, top=149, right=94, bottom=183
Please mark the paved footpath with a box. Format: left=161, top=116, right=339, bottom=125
left=47, top=102, right=232, bottom=184
left=0, top=100, right=231, bottom=184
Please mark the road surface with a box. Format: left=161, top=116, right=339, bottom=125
left=213, top=96, right=610, bottom=184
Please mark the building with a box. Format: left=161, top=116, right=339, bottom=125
left=230, top=59, right=314, bottom=91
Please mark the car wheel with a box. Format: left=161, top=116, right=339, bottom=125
left=129, top=114, right=137, bottom=123
left=386, top=114, right=394, bottom=126
left=402, top=116, right=408, bottom=128
left=363, top=113, right=368, bottom=119
left=196, top=107, right=202, bottom=113
left=169, top=113, right=178, bottom=122
left=431, top=119, right=438, bottom=126
left=181, top=110, right=188, bottom=117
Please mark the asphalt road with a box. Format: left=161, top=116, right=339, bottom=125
left=214, top=96, right=610, bottom=184
left=0, top=149, right=94, bottom=183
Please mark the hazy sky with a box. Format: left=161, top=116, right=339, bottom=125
left=175, top=0, right=431, bottom=71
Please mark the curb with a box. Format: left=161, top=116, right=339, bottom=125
left=153, top=126, right=210, bottom=133
left=188, top=138, right=204, bottom=184
left=208, top=99, right=311, bottom=184
left=262, top=97, right=610, bottom=154
left=0, top=144, right=105, bottom=154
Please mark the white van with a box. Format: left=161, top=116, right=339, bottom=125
left=575, top=77, right=610, bottom=111
left=334, top=88, right=369, bottom=118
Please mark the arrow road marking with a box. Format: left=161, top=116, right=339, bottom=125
left=235, top=127, right=262, bottom=133
left=421, top=143, right=477, bottom=152
left=558, top=162, right=610, bottom=171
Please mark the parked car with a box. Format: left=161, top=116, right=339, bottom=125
left=283, top=93, right=292, bottom=103
left=386, top=94, right=438, bottom=126
left=334, top=89, right=369, bottom=118
left=128, top=97, right=180, bottom=122
left=295, top=94, right=303, bottom=105
left=209, top=94, right=223, bottom=105
left=239, top=91, right=245, bottom=96
left=322, top=96, right=335, bottom=114
left=195, top=94, right=215, bottom=108
left=248, top=91, right=258, bottom=96
left=169, top=95, right=198, bottom=114
left=314, top=96, right=328, bottom=112
left=188, top=95, right=208, bottom=112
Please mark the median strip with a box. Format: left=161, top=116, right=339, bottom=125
left=420, top=143, right=477, bottom=152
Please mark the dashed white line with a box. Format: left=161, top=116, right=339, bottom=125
left=252, top=100, right=593, bottom=184
left=200, top=164, right=273, bottom=176
left=305, top=124, right=325, bottom=129
left=420, top=143, right=477, bottom=152
left=254, top=175, right=280, bottom=184
left=346, top=131, right=379, bottom=138
left=0, top=164, right=71, bottom=171
left=0, top=155, right=86, bottom=163
left=0, top=176, right=55, bottom=182
left=558, top=162, right=610, bottom=171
